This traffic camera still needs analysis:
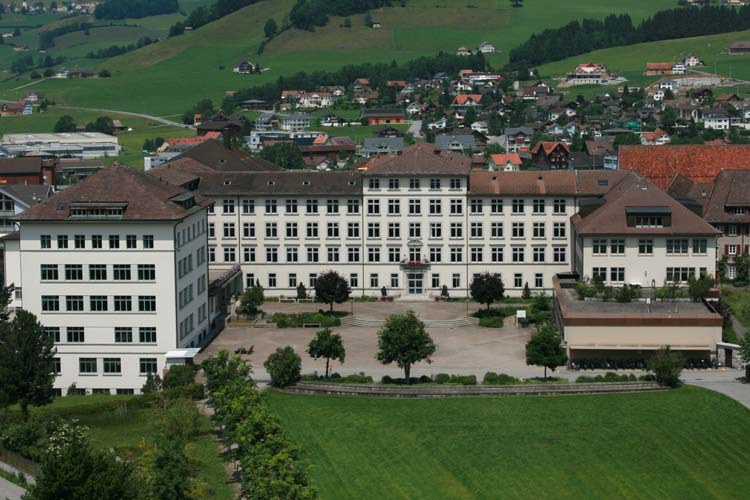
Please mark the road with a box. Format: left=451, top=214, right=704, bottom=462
left=0, top=476, right=25, bottom=500
left=408, top=119, right=422, bottom=138
left=57, top=106, right=193, bottom=129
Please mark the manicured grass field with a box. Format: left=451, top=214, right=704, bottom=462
left=24, top=394, right=233, bottom=499
left=538, top=30, right=750, bottom=98
left=267, top=386, right=750, bottom=500
left=722, top=287, right=750, bottom=328
left=0, top=0, right=677, bottom=115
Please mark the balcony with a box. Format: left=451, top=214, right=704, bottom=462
left=400, top=259, right=430, bottom=270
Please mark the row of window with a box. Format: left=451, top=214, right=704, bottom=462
left=40, top=264, right=155, bottom=281
left=41, top=234, right=154, bottom=250
left=367, top=177, right=463, bottom=190
left=63, top=357, right=158, bottom=376
left=41, top=295, right=156, bottom=312
left=591, top=267, right=708, bottom=284
left=212, top=221, right=568, bottom=241
left=44, top=326, right=157, bottom=344
left=592, top=239, right=708, bottom=256
left=245, top=271, right=545, bottom=291
left=212, top=197, right=568, bottom=216
left=176, top=219, right=207, bottom=249
left=211, top=245, right=568, bottom=264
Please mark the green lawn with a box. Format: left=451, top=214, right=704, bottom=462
left=538, top=29, right=750, bottom=98
left=0, top=0, right=677, bottom=115
left=267, top=386, right=750, bottom=500
left=24, top=394, right=233, bottom=499
left=722, top=287, right=750, bottom=328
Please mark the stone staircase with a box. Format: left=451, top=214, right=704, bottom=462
left=344, top=316, right=476, bottom=328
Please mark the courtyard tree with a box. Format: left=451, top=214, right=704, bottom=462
left=201, top=349, right=252, bottom=392
left=648, top=346, right=683, bottom=387
left=264, top=346, right=302, bottom=387
left=315, top=270, right=350, bottom=312
left=307, top=328, right=345, bottom=378
left=470, top=273, right=505, bottom=310
left=0, top=310, right=56, bottom=414
left=525, top=322, right=567, bottom=379
left=237, top=283, right=264, bottom=316
left=376, top=311, right=435, bottom=383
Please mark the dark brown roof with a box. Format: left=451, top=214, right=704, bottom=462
left=365, top=143, right=471, bottom=176
left=666, top=173, right=712, bottom=209
left=572, top=175, right=719, bottom=236
left=195, top=171, right=361, bottom=196
left=172, top=140, right=282, bottom=172
left=702, top=170, right=750, bottom=224
left=0, top=157, right=43, bottom=175
left=619, top=145, right=750, bottom=189
left=20, top=163, right=212, bottom=221
left=469, top=170, right=629, bottom=196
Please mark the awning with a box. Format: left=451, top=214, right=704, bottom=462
left=165, top=348, right=201, bottom=360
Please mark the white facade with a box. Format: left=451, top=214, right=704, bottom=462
left=204, top=176, right=578, bottom=297
left=574, top=235, right=716, bottom=287
left=2, top=211, right=210, bottom=395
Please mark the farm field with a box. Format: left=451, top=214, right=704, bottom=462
left=267, top=386, right=750, bottom=500
left=0, top=108, right=192, bottom=169
left=0, top=0, right=677, bottom=115
left=538, top=30, right=750, bottom=98
left=15, top=394, right=233, bottom=499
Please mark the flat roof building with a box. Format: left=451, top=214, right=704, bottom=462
left=1, top=132, right=121, bottom=159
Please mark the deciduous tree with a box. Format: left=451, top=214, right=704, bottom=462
left=314, top=270, right=350, bottom=312
left=264, top=346, right=302, bottom=387
left=470, top=273, right=505, bottom=310
left=525, top=322, right=567, bottom=379
left=307, top=328, right=345, bottom=377
left=376, top=311, right=435, bottom=382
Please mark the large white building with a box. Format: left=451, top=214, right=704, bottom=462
left=0, top=132, right=121, bottom=159
left=1, top=164, right=213, bottom=395
left=150, top=143, right=718, bottom=298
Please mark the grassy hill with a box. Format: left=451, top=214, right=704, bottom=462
left=268, top=386, right=750, bottom=499
left=537, top=30, right=750, bottom=98
left=0, top=0, right=677, bottom=115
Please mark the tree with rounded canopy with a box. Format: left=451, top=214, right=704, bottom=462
left=307, top=328, right=345, bottom=377
left=264, top=18, right=278, bottom=38
left=525, top=322, right=567, bottom=379
left=314, top=270, right=350, bottom=312
left=470, top=272, right=505, bottom=310
left=53, top=114, right=77, bottom=133
left=376, top=311, right=435, bottom=383
left=0, top=309, right=56, bottom=414
left=264, top=346, right=302, bottom=387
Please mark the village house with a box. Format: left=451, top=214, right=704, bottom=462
left=478, top=41, right=496, bottom=54
left=489, top=153, right=522, bottom=171
left=683, top=54, right=702, bottom=67
left=641, top=129, right=671, bottom=146
left=320, top=113, right=347, bottom=127
left=451, top=94, right=484, bottom=119
left=702, top=109, right=731, bottom=130
left=566, top=63, right=608, bottom=85
left=531, top=141, right=571, bottom=170
left=456, top=47, right=472, bottom=56
left=0, top=101, right=32, bottom=117
left=644, top=62, right=674, bottom=76
left=298, top=92, right=336, bottom=109
left=232, top=60, right=258, bottom=74
left=361, top=109, right=406, bottom=126
left=728, top=41, right=750, bottom=55
left=501, top=126, right=533, bottom=153
left=361, top=137, right=405, bottom=158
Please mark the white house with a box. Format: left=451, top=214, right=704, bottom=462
left=1, top=164, right=214, bottom=395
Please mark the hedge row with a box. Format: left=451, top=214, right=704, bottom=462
left=576, top=373, right=656, bottom=383
left=271, top=312, right=342, bottom=328
left=381, top=374, right=477, bottom=385
left=203, top=352, right=317, bottom=499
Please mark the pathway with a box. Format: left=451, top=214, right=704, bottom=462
left=408, top=120, right=422, bottom=138
left=0, top=476, right=25, bottom=500
left=11, top=77, right=52, bottom=91
left=57, top=105, right=192, bottom=129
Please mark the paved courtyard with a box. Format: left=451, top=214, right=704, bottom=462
left=198, top=300, right=539, bottom=380
left=196, top=301, right=750, bottom=406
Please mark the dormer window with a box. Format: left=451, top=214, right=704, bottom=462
left=68, top=203, right=126, bottom=219
left=302, top=180, right=311, bottom=186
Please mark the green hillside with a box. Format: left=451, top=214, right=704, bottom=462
left=537, top=30, right=750, bottom=98
left=0, top=0, right=677, bottom=115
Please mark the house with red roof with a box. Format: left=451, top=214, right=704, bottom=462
left=489, top=153, right=522, bottom=172
left=640, top=129, right=671, bottom=146
left=644, top=62, right=674, bottom=76
left=451, top=94, right=485, bottom=119
left=531, top=141, right=570, bottom=170
left=618, top=145, right=750, bottom=189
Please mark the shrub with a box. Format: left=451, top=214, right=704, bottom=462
left=576, top=281, right=596, bottom=299
left=478, top=316, right=504, bottom=328
left=435, top=373, right=451, bottom=384
left=237, top=285, right=264, bottom=316
left=162, top=364, right=196, bottom=389
left=264, top=346, right=302, bottom=388
left=449, top=374, right=477, bottom=385
left=648, top=346, right=683, bottom=387
left=482, top=372, right=520, bottom=385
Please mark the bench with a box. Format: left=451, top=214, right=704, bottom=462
left=297, top=297, right=314, bottom=303
left=302, top=323, right=321, bottom=328
left=279, top=296, right=295, bottom=303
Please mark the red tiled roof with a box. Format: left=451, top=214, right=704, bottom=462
left=453, top=94, right=483, bottom=105
left=642, top=129, right=668, bottom=141
left=646, top=62, right=673, bottom=70
left=619, top=145, right=750, bottom=189
left=490, top=153, right=522, bottom=166
left=531, top=141, right=570, bottom=155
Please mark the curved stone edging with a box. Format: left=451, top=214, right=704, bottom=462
left=285, top=381, right=666, bottom=398
left=343, top=316, right=477, bottom=328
